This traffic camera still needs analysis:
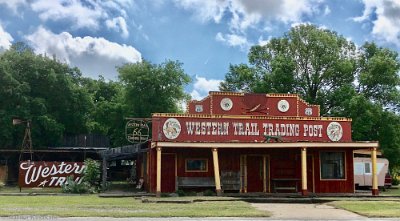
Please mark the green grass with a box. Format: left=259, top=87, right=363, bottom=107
left=0, top=195, right=270, bottom=218
left=331, top=201, right=400, bottom=217
left=381, top=185, right=400, bottom=196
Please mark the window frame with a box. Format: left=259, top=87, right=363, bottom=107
left=185, top=158, right=208, bottom=172
left=319, top=151, right=346, bottom=180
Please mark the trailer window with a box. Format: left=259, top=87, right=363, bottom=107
left=364, top=162, right=371, bottom=174
left=320, top=152, right=345, bottom=179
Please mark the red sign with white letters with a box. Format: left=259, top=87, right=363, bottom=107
left=152, top=117, right=352, bottom=142
left=19, top=161, right=85, bottom=187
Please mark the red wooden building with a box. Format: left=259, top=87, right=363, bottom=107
left=144, top=92, right=380, bottom=196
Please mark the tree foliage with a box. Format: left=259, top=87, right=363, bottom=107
left=118, top=60, right=191, bottom=117
left=0, top=43, right=93, bottom=148
left=0, top=43, right=191, bottom=148
left=220, top=24, right=400, bottom=168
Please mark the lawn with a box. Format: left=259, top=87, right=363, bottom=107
left=331, top=201, right=400, bottom=218
left=0, top=195, right=270, bottom=218
left=381, top=185, right=400, bottom=196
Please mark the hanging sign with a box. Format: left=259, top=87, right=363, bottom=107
left=19, top=161, right=85, bottom=187
left=126, top=119, right=150, bottom=143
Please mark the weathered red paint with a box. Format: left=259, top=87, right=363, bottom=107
left=153, top=117, right=352, bottom=142
left=313, top=148, right=355, bottom=193
left=147, top=92, right=370, bottom=195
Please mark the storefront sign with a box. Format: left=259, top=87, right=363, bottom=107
left=156, top=117, right=350, bottom=142
left=126, top=119, right=150, bottom=143
left=19, top=161, right=85, bottom=187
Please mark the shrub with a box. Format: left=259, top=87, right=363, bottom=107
left=62, top=176, right=91, bottom=194
left=62, top=158, right=101, bottom=194
left=83, top=158, right=100, bottom=187
left=392, top=177, right=400, bottom=186
left=204, top=189, right=216, bottom=196
left=176, top=189, right=186, bottom=196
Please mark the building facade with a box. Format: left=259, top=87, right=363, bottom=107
left=145, top=92, right=379, bottom=196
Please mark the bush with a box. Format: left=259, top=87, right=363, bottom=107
left=83, top=158, right=100, bottom=187
left=175, top=189, right=186, bottom=196
left=204, top=189, right=216, bottom=196
left=62, top=176, right=92, bottom=194
left=392, top=177, right=400, bottom=186
left=62, top=158, right=101, bottom=194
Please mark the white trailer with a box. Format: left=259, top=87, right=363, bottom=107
left=354, top=157, right=391, bottom=189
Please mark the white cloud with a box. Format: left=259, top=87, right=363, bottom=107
left=353, top=0, right=400, bottom=47
left=216, top=32, right=250, bottom=50
left=174, top=0, right=325, bottom=49
left=27, top=0, right=131, bottom=38
left=173, top=0, right=228, bottom=23
left=31, top=0, right=104, bottom=30
left=190, top=75, right=222, bottom=100
left=0, top=24, right=13, bottom=51
left=25, top=27, right=141, bottom=79
left=174, top=0, right=324, bottom=32
left=106, top=17, right=129, bottom=38
left=324, top=5, right=331, bottom=15
left=258, top=36, right=271, bottom=46
left=0, top=0, right=27, bottom=13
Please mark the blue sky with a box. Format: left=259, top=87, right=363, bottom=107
left=0, top=0, right=399, bottom=100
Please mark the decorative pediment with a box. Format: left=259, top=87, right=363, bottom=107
left=187, top=91, right=320, bottom=117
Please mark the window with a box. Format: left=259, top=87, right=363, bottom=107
left=185, top=159, right=208, bottom=172
left=320, top=152, right=345, bottom=179
left=364, top=162, right=371, bottom=174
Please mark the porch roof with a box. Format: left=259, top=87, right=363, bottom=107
left=151, top=141, right=379, bottom=149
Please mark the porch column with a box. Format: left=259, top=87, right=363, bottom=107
left=371, top=147, right=379, bottom=196
left=212, top=148, right=222, bottom=196
left=301, top=147, right=308, bottom=196
left=156, top=147, right=162, bottom=197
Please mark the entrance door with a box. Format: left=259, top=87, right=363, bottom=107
left=161, top=154, right=176, bottom=192
left=246, top=155, right=266, bottom=192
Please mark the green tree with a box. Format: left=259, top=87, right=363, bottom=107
left=221, top=24, right=356, bottom=115
left=0, top=43, right=93, bottom=148
left=220, top=24, right=400, bottom=168
left=118, top=60, right=191, bottom=118
left=82, top=76, right=128, bottom=147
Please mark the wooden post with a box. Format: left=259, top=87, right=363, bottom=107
left=371, top=147, right=379, bottom=196
left=156, top=147, right=162, bottom=197
left=212, top=148, right=222, bottom=196
left=102, top=155, right=108, bottom=191
left=301, top=147, right=308, bottom=196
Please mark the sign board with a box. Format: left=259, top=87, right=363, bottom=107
left=153, top=117, right=352, bottom=142
left=126, top=119, right=150, bottom=143
left=19, top=161, right=85, bottom=187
